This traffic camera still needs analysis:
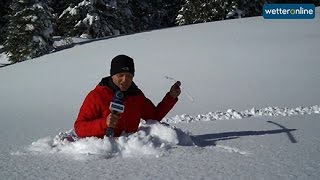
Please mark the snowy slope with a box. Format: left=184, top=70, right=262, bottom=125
left=1, top=8, right=320, bottom=179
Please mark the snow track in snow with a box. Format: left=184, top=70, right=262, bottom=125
left=164, top=105, right=320, bottom=123
left=215, top=145, right=251, bottom=156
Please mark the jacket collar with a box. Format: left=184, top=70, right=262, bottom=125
left=99, top=76, right=140, bottom=96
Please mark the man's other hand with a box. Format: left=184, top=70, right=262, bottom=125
left=169, top=81, right=181, bottom=99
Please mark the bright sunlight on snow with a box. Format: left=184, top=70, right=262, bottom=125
left=1, top=8, right=320, bottom=180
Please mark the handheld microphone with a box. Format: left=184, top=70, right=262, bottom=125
left=106, top=91, right=124, bottom=137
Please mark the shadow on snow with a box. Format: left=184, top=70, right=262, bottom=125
left=192, top=121, right=297, bottom=147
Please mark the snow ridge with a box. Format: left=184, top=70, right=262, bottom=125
left=163, top=105, right=320, bottom=123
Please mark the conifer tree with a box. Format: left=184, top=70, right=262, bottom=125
left=128, top=0, right=182, bottom=31
left=176, top=0, right=266, bottom=25
left=161, top=0, right=184, bottom=27
left=50, top=0, right=81, bottom=36
left=4, top=0, right=54, bottom=63
left=176, top=0, right=225, bottom=25
left=0, top=0, right=12, bottom=44
left=57, top=0, right=131, bottom=38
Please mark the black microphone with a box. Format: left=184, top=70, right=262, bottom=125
left=106, top=91, right=124, bottom=137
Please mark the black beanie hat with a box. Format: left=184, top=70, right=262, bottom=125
left=110, top=55, right=135, bottom=76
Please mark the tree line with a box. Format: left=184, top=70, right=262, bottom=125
left=0, top=0, right=318, bottom=63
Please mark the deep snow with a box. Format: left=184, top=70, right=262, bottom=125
left=1, top=8, right=320, bottom=180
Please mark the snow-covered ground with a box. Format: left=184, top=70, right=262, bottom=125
left=1, top=8, right=320, bottom=179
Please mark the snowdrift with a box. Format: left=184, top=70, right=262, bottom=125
left=27, top=121, right=194, bottom=159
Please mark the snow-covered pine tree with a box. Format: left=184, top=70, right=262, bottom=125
left=4, top=0, right=54, bottom=63
left=0, top=0, right=12, bottom=44
left=49, top=0, right=80, bottom=36
left=243, top=0, right=265, bottom=18
left=226, top=0, right=265, bottom=19
left=160, top=0, right=184, bottom=28
left=176, top=0, right=225, bottom=25
left=50, top=0, right=79, bottom=17
left=55, top=0, right=183, bottom=38
left=55, top=0, right=82, bottom=37
left=99, top=0, right=137, bottom=36
left=143, top=0, right=166, bottom=29
left=57, top=0, right=132, bottom=38
left=128, top=0, right=153, bottom=31
left=176, top=0, right=267, bottom=25
left=225, top=0, right=242, bottom=19
left=128, top=0, right=182, bottom=31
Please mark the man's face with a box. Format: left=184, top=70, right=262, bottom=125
left=111, top=72, right=133, bottom=91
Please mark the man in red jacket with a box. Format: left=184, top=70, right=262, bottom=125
left=74, top=55, right=181, bottom=138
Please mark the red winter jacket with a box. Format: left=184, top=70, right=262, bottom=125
left=74, top=77, right=177, bottom=138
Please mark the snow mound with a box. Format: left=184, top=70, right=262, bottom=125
left=164, top=105, right=320, bottom=123
left=28, top=120, right=194, bottom=158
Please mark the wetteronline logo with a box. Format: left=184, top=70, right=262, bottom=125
left=263, top=4, right=315, bottom=19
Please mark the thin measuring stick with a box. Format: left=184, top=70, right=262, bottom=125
left=164, top=76, right=195, bottom=103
